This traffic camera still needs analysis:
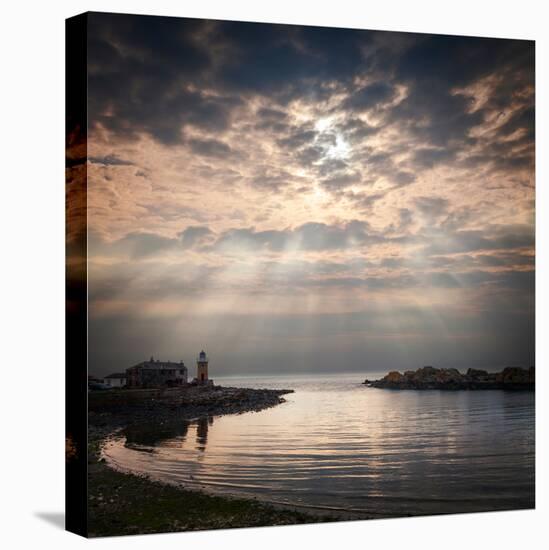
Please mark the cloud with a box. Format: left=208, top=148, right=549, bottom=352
left=337, top=118, right=379, bottom=142
left=321, top=171, right=362, bottom=192
left=256, top=107, right=288, bottom=121
left=393, top=171, right=416, bottom=186
left=422, top=224, right=534, bottom=255
left=296, top=146, right=326, bottom=166
left=277, top=129, right=317, bottom=150
left=343, top=81, right=396, bottom=111
left=397, top=34, right=532, bottom=89
left=84, top=14, right=535, bottom=375
left=414, top=196, right=449, bottom=218
left=119, top=232, right=179, bottom=258
left=187, top=137, right=233, bottom=158
left=214, top=220, right=381, bottom=252
left=413, top=148, right=456, bottom=169
left=88, top=154, right=134, bottom=166
left=495, top=105, right=535, bottom=143
left=179, top=226, right=215, bottom=248
left=249, top=166, right=295, bottom=192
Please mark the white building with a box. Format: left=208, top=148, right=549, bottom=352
left=103, top=372, right=127, bottom=387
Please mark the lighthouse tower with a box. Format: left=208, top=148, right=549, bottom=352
left=196, top=350, right=209, bottom=384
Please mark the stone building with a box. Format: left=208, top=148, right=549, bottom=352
left=126, top=356, right=188, bottom=388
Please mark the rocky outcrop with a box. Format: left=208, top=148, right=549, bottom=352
left=364, top=366, right=534, bottom=390
left=89, top=385, right=294, bottom=431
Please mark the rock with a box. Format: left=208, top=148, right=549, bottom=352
left=386, top=371, right=404, bottom=383
left=466, top=368, right=489, bottom=379
left=367, top=366, right=534, bottom=391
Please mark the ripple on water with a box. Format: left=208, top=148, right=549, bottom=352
left=101, top=375, right=535, bottom=517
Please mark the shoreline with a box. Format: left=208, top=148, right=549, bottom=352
left=100, top=431, right=375, bottom=522
left=87, top=379, right=534, bottom=536
left=88, top=384, right=333, bottom=537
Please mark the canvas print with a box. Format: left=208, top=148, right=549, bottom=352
left=66, top=12, right=535, bottom=538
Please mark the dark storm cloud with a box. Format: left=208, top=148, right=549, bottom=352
left=87, top=14, right=247, bottom=144
left=388, top=34, right=534, bottom=150
left=496, top=106, right=535, bottom=142
left=87, top=12, right=534, bottom=168
left=87, top=13, right=378, bottom=146
left=391, top=84, right=484, bottom=147
left=214, top=22, right=371, bottom=98
left=343, top=81, right=396, bottom=111
left=458, top=103, right=535, bottom=174
left=398, top=35, right=515, bottom=87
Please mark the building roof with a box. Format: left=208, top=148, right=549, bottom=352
left=129, top=360, right=187, bottom=371
left=105, top=372, right=127, bottom=379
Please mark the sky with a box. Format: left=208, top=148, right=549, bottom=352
left=83, top=12, right=535, bottom=376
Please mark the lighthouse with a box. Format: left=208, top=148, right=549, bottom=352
left=196, top=350, right=209, bottom=384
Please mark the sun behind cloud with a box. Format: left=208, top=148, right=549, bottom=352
left=84, top=14, right=534, bottom=376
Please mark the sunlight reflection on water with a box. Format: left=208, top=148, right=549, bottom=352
left=102, top=373, right=534, bottom=517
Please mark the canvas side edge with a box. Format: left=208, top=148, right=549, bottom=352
left=65, top=12, right=89, bottom=539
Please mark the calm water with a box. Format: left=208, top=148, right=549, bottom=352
left=102, top=373, right=535, bottom=518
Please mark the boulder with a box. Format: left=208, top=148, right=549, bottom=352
left=466, top=368, right=488, bottom=380
left=385, top=371, right=404, bottom=383
left=367, top=366, right=534, bottom=391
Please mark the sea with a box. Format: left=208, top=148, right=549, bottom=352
left=101, top=373, right=535, bottom=518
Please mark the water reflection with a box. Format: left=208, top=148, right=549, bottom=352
left=123, top=416, right=215, bottom=454
left=196, top=417, right=214, bottom=451
left=124, top=420, right=190, bottom=449
left=105, top=375, right=534, bottom=518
